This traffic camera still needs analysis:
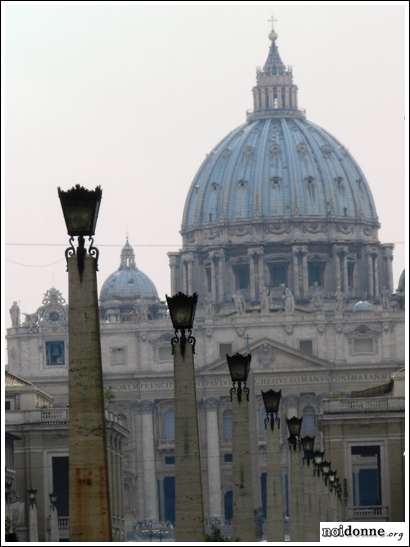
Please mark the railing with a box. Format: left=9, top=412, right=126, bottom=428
left=322, top=397, right=405, bottom=414
left=41, top=408, right=69, bottom=424
left=346, top=506, right=389, bottom=521
left=58, top=516, right=69, bottom=530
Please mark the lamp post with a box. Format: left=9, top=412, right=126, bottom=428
left=58, top=184, right=111, bottom=541
left=227, top=352, right=256, bottom=542
left=27, top=488, right=38, bottom=541
left=286, top=417, right=303, bottom=542
left=166, top=292, right=205, bottom=541
left=301, top=435, right=319, bottom=540
left=262, top=389, right=283, bottom=541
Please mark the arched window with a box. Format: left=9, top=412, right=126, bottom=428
left=223, top=411, right=232, bottom=442
left=163, top=410, right=175, bottom=442
left=301, top=405, right=316, bottom=437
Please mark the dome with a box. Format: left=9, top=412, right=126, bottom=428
left=100, top=239, right=159, bottom=303
left=397, top=270, right=405, bottom=293
left=181, top=30, right=378, bottom=237
left=352, top=300, right=375, bottom=312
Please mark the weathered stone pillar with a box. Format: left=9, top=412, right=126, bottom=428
left=303, top=463, right=319, bottom=541
left=257, top=250, right=265, bottom=301
left=301, top=250, right=309, bottom=296
left=168, top=254, right=178, bottom=295
left=174, top=342, right=205, bottom=541
left=373, top=254, right=379, bottom=299
left=205, top=398, right=223, bottom=521
left=292, top=250, right=300, bottom=297
left=140, top=400, right=159, bottom=522
left=268, top=87, right=274, bottom=109
left=210, top=254, right=217, bottom=304
left=29, top=502, right=39, bottom=541
left=367, top=252, right=374, bottom=298
left=68, top=255, right=111, bottom=541
left=266, top=427, right=284, bottom=541
left=249, top=252, right=257, bottom=302
left=284, top=87, right=290, bottom=108
left=277, top=87, right=283, bottom=108
left=232, top=395, right=256, bottom=541
left=382, top=245, right=394, bottom=292
left=335, top=252, right=342, bottom=293
left=215, top=250, right=225, bottom=305
left=289, top=448, right=303, bottom=541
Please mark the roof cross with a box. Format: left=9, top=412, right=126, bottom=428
left=268, top=15, right=278, bottom=32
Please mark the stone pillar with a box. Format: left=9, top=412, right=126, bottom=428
left=118, top=439, right=125, bottom=537
left=289, top=448, right=303, bottom=541
left=168, top=254, right=178, bottom=295
left=382, top=245, right=394, bottom=292
left=214, top=250, right=225, bottom=305
left=210, top=254, right=217, bottom=304
left=266, top=427, right=284, bottom=541
left=257, top=250, right=265, bottom=301
left=303, top=463, right=319, bottom=541
left=292, top=250, right=300, bottom=297
left=373, top=254, right=379, bottom=299
left=174, top=342, right=205, bottom=541
left=367, top=252, right=374, bottom=298
left=205, top=398, right=223, bottom=521
left=232, top=395, right=256, bottom=541
left=68, top=255, right=111, bottom=541
left=140, top=401, right=159, bottom=522
left=301, top=250, right=309, bottom=296
left=249, top=252, right=257, bottom=302
left=277, top=87, right=283, bottom=108
left=29, top=502, right=39, bottom=541
left=284, top=87, right=290, bottom=108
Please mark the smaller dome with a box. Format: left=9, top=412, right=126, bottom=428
left=397, top=270, right=405, bottom=293
left=353, top=300, right=374, bottom=312
left=100, top=239, right=159, bottom=303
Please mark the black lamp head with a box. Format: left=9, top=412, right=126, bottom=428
left=226, top=353, right=251, bottom=383
left=166, top=292, right=198, bottom=331
left=58, top=185, right=102, bottom=237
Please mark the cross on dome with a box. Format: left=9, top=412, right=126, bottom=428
left=120, top=237, right=137, bottom=270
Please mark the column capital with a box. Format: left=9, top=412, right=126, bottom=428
left=292, top=245, right=308, bottom=255
left=168, top=253, right=179, bottom=267
left=247, top=246, right=264, bottom=257
left=139, top=400, right=155, bottom=413
left=203, top=397, right=220, bottom=411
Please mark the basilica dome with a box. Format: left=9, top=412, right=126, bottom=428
left=100, top=239, right=158, bottom=309
left=181, top=31, right=378, bottom=239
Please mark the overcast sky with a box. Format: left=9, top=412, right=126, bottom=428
left=3, top=3, right=406, bottom=331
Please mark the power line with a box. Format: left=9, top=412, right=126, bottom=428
left=5, top=241, right=406, bottom=247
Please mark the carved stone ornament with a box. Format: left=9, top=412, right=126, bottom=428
left=233, top=326, right=246, bottom=338
left=228, top=225, right=251, bottom=237
left=264, top=223, right=291, bottom=235
left=302, top=223, right=324, bottom=234
left=343, top=323, right=382, bottom=336
left=317, top=323, right=326, bottom=334
left=336, top=223, right=354, bottom=234
left=284, top=324, right=294, bottom=335
left=256, top=343, right=275, bottom=369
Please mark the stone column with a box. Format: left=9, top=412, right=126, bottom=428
left=140, top=401, right=159, bottom=522
left=68, top=255, right=111, bottom=541
left=277, top=87, right=283, bottom=108
left=266, top=427, right=284, bottom=541
left=367, top=252, right=374, bottom=298
left=301, top=250, right=309, bottom=296
left=187, top=257, right=194, bottom=295
left=232, top=395, right=256, bottom=541
left=257, top=249, right=265, bottom=301
left=205, top=398, right=223, bottom=522
left=214, top=250, right=225, bottom=305
left=382, top=245, right=394, bottom=292
left=248, top=252, right=257, bottom=302
left=210, top=254, right=217, bottom=304
left=174, top=341, right=205, bottom=541
left=168, top=254, right=178, bottom=295
left=335, top=251, right=342, bottom=293
left=289, top=448, right=304, bottom=541
left=292, top=249, right=300, bottom=297
left=303, top=462, right=319, bottom=541
left=28, top=502, right=39, bottom=541
left=284, top=87, right=290, bottom=108
left=373, top=254, right=379, bottom=299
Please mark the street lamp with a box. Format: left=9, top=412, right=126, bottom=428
left=165, top=292, right=205, bottom=541
left=321, top=461, right=331, bottom=485
left=313, top=450, right=325, bottom=477
left=58, top=184, right=102, bottom=278
left=28, top=488, right=37, bottom=507
left=261, top=389, right=281, bottom=430
left=227, top=353, right=251, bottom=402
left=166, top=292, right=198, bottom=352
left=286, top=417, right=303, bottom=450
left=301, top=436, right=315, bottom=465
left=328, top=470, right=337, bottom=491
left=49, top=492, right=57, bottom=508
left=58, top=184, right=111, bottom=541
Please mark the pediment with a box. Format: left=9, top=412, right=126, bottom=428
left=200, top=337, right=331, bottom=374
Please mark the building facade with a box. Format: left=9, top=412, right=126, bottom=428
left=5, top=26, right=405, bottom=537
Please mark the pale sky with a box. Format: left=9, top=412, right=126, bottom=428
left=2, top=3, right=407, bottom=331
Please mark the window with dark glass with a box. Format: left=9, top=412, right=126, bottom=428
left=261, top=472, right=267, bottom=518
left=351, top=446, right=381, bottom=506
left=52, top=456, right=69, bottom=516
left=219, top=343, right=232, bottom=359
left=163, top=410, right=175, bottom=442
left=269, top=263, right=288, bottom=287
left=165, top=455, right=175, bottom=465
left=348, top=261, right=355, bottom=290
left=46, top=341, right=65, bottom=366
left=223, top=453, right=233, bottom=463
left=308, top=262, right=324, bottom=287
left=205, top=266, right=212, bottom=293
left=223, top=411, right=233, bottom=442
left=299, top=339, right=313, bottom=355
left=224, top=490, right=233, bottom=521
left=234, top=264, right=250, bottom=290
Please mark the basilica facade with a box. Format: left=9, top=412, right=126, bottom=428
left=5, top=26, right=405, bottom=539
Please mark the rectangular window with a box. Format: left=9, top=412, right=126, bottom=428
left=110, top=347, right=126, bottom=366
left=348, top=262, right=355, bottom=290
left=351, top=446, right=381, bottom=506
left=5, top=400, right=11, bottom=411
left=165, top=455, right=175, bottom=465
left=233, top=264, right=250, bottom=290
left=299, top=340, right=313, bottom=355
left=223, top=453, right=233, bottom=463
left=46, top=341, right=65, bottom=366
left=219, top=343, right=232, bottom=359
left=308, top=262, right=324, bottom=287
left=158, top=345, right=171, bottom=362
left=269, top=263, right=288, bottom=287
left=205, top=267, right=212, bottom=293
left=353, top=338, right=374, bottom=354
